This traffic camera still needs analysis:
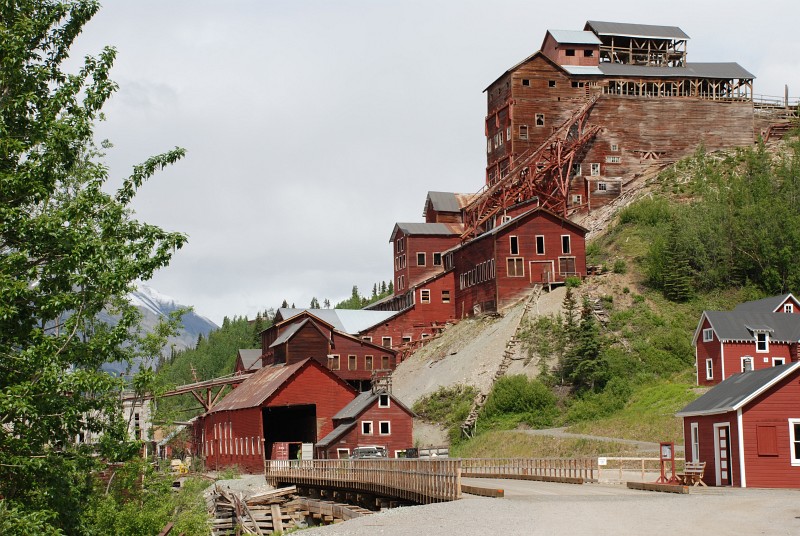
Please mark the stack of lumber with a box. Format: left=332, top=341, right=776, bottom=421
left=211, top=485, right=299, bottom=535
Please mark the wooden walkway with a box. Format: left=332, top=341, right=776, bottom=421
left=265, top=459, right=462, bottom=505
left=461, top=458, right=595, bottom=483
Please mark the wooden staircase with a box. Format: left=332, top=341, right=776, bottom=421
left=461, top=286, right=542, bottom=438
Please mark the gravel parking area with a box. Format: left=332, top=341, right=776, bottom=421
left=298, top=481, right=800, bottom=536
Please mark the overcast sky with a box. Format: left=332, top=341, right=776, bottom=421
left=70, top=0, right=800, bottom=325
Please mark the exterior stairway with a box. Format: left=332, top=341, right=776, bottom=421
left=461, top=285, right=543, bottom=438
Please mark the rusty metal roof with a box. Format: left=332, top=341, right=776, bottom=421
left=208, top=360, right=307, bottom=414
left=585, top=20, right=689, bottom=40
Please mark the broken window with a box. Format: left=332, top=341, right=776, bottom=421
left=535, top=114, right=545, bottom=127
left=519, top=125, right=528, bottom=140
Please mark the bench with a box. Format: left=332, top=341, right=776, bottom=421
left=677, top=461, right=707, bottom=487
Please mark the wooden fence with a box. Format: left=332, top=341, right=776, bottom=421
left=461, top=458, right=595, bottom=483
left=597, top=457, right=686, bottom=483
left=264, top=459, right=462, bottom=504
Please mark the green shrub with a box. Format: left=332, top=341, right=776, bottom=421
left=565, top=276, right=582, bottom=288
left=613, top=259, right=627, bottom=274
left=478, top=376, right=557, bottom=430
left=618, top=197, right=672, bottom=226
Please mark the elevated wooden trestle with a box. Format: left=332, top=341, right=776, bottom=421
left=122, top=371, right=253, bottom=411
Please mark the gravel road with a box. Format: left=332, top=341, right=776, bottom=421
left=298, top=480, right=800, bottom=536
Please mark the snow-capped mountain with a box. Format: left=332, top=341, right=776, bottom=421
left=101, top=284, right=218, bottom=376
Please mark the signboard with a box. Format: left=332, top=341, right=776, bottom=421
left=597, top=457, right=608, bottom=466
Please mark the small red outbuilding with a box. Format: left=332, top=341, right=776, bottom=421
left=678, top=362, right=800, bottom=488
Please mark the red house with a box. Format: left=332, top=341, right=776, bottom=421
left=197, top=358, right=357, bottom=473
left=692, top=294, right=800, bottom=386
left=315, top=388, right=415, bottom=459
left=260, top=310, right=399, bottom=391
left=390, top=221, right=462, bottom=294
left=678, top=362, right=800, bottom=487
left=444, top=206, right=587, bottom=316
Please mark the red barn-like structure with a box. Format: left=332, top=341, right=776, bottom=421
left=678, top=362, right=800, bottom=487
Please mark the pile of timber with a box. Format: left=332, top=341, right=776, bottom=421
left=210, top=485, right=373, bottom=535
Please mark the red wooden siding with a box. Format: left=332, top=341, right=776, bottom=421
left=682, top=413, right=742, bottom=487
left=696, top=317, right=723, bottom=386
left=319, top=400, right=414, bottom=459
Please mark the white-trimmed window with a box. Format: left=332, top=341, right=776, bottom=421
left=605, top=156, right=621, bottom=164
left=365, top=355, right=373, bottom=370
left=510, top=236, right=519, bottom=255
left=610, top=143, right=619, bottom=152
left=379, top=394, right=390, bottom=408
left=381, top=355, right=390, bottom=369
left=773, top=357, right=786, bottom=367
left=756, top=333, right=769, bottom=353
left=362, top=421, right=373, bottom=435
left=785, top=303, right=794, bottom=313
left=690, top=423, right=700, bottom=462
left=441, top=290, right=451, bottom=303
left=590, top=163, right=600, bottom=176
left=420, top=289, right=431, bottom=303
left=506, top=126, right=511, bottom=140
left=382, top=337, right=392, bottom=347
left=329, top=354, right=340, bottom=370
left=572, top=163, right=582, bottom=176
left=522, top=78, right=530, bottom=87
left=790, top=419, right=800, bottom=466
left=561, top=235, right=571, bottom=254
left=703, top=328, right=714, bottom=342
left=535, top=235, right=545, bottom=255
left=705, top=358, right=713, bottom=380
left=507, top=258, right=524, bottom=277
left=598, top=182, right=607, bottom=191
left=417, top=252, right=426, bottom=266
left=433, top=252, right=442, bottom=266
left=362, top=336, right=372, bottom=342
left=572, top=194, right=582, bottom=205
left=741, top=356, right=754, bottom=372
left=348, top=355, right=357, bottom=371
left=535, top=113, right=545, bottom=127
left=519, top=125, right=528, bottom=140
left=379, top=421, right=391, bottom=435
left=402, top=335, right=412, bottom=344
left=337, top=448, right=350, bottom=459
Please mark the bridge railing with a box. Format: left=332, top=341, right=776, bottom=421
left=264, top=459, right=462, bottom=504
left=461, top=458, right=595, bottom=482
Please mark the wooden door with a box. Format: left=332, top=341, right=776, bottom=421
left=714, top=423, right=732, bottom=486
left=529, top=261, right=553, bottom=284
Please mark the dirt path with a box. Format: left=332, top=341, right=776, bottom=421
left=518, top=426, right=683, bottom=454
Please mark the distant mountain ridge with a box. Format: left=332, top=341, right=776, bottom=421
left=101, top=284, right=218, bottom=376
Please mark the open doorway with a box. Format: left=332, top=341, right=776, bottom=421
left=262, top=404, right=316, bottom=459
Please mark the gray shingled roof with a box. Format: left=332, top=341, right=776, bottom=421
left=426, top=192, right=462, bottom=213
left=392, top=222, right=462, bottom=238
left=586, top=20, right=689, bottom=40
left=677, top=362, right=800, bottom=416
left=269, top=319, right=310, bottom=348
left=734, top=294, right=796, bottom=313
left=315, top=422, right=356, bottom=448
left=598, top=62, right=754, bottom=80
left=238, top=349, right=263, bottom=371
left=547, top=30, right=602, bottom=45
left=332, top=389, right=416, bottom=421
left=704, top=311, right=800, bottom=343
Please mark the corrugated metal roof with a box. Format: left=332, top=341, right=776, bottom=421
left=561, top=65, right=604, bottom=76
left=316, top=422, right=356, bottom=448
left=734, top=294, right=796, bottom=313
left=677, top=362, right=800, bottom=416
left=586, top=20, right=689, bottom=40
left=276, top=308, right=398, bottom=335
left=547, top=30, right=602, bottom=45
left=426, top=191, right=462, bottom=213
left=209, top=360, right=307, bottom=413
left=269, top=320, right=309, bottom=348
left=333, top=390, right=417, bottom=421
left=598, top=62, right=754, bottom=80
left=705, top=311, right=800, bottom=343
left=238, top=349, right=263, bottom=371
left=391, top=222, right=463, bottom=241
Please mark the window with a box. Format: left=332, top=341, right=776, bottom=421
left=365, top=355, right=373, bottom=370
left=756, top=425, right=778, bottom=456
left=362, top=421, right=373, bottom=435
left=572, top=163, right=582, bottom=176
left=598, top=182, right=607, bottom=191
left=790, top=419, right=800, bottom=465
left=506, top=126, right=510, bottom=141
left=559, top=257, right=576, bottom=275
left=572, top=81, right=584, bottom=88
left=583, top=49, right=594, bottom=57
left=519, top=125, right=528, bottom=140
left=535, top=114, right=545, bottom=127
left=590, top=163, right=600, bottom=176
left=381, top=355, right=390, bottom=369
left=362, top=336, right=372, bottom=342
left=705, top=359, right=713, bottom=379
left=433, top=252, right=442, bottom=266
left=610, top=143, right=619, bottom=152
left=441, top=290, right=451, bottom=303
left=548, top=80, right=556, bottom=88
left=329, top=354, right=340, bottom=370
left=487, top=138, right=492, bottom=154
left=785, top=303, right=794, bottom=313
left=561, top=235, right=571, bottom=254
left=379, top=394, right=390, bottom=408
left=565, top=49, right=575, bottom=56
left=690, top=423, right=700, bottom=462
left=510, top=236, right=519, bottom=255
left=773, top=357, right=786, bottom=366
left=337, top=448, right=350, bottom=459
left=421, top=333, right=430, bottom=339
left=382, top=337, right=392, bottom=348
left=756, top=333, right=769, bottom=353
left=507, top=258, right=524, bottom=277
left=379, top=421, right=391, bottom=435
left=522, top=79, right=530, bottom=87
left=606, top=156, right=621, bottom=163
left=417, top=252, right=426, bottom=266
left=348, top=354, right=357, bottom=370
left=420, top=289, right=431, bottom=303
left=572, top=194, right=582, bottom=205
left=401, top=254, right=406, bottom=268
left=741, top=356, right=753, bottom=372
left=535, top=235, right=545, bottom=255
left=703, top=328, right=714, bottom=342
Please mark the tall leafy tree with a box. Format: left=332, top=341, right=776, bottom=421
left=0, top=1, right=186, bottom=531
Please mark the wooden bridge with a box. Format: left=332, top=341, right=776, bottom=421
left=265, top=459, right=462, bottom=505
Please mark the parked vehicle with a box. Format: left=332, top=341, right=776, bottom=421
left=351, top=446, right=387, bottom=459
